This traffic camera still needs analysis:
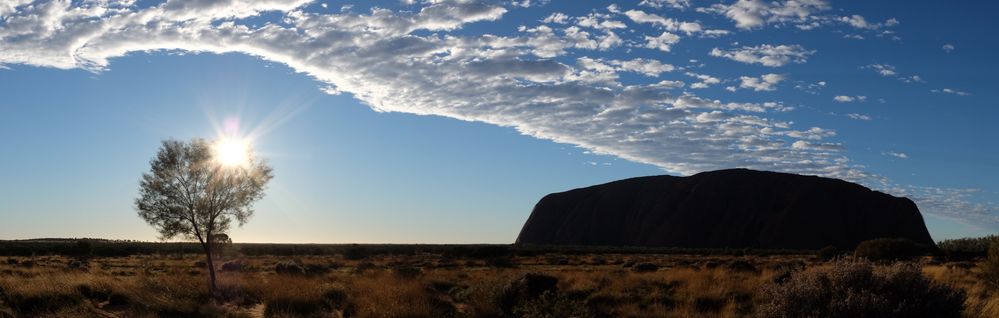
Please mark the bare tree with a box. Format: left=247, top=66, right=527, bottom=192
left=135, top=139, right=272, bottom=293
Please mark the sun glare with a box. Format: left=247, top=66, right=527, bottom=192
left=214, top=137, right=250, bottom=168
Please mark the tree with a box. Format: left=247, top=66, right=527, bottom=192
left=135, top=138, right=272, bottom=293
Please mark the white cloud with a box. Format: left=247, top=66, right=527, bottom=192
left=710, top=44, right=815, bottom=67
left=794, top=80, right=826, bottom=94
left=576, top=57, right=675, bottom=78
left=846, top=113, right=871, bottom=121
left=644, top=31, right=681, bottom=52
left=698, top=0, right=830, bottom=30
left=863, top=64, right=897, bottom=77
left=738, top=73, right=784, bottom=91
left=942, top=44, right=955, bottom=53
left=575, top=12, right=627, bottom=30
left=792, top=140, right=844, bottom=151
left=839, top=15, right=872, bottom=29
left=785, top=127, right=836, bottom=140
left=862, top=64, right=925, bottom=84
left=883, top=151, right=908, bottom=159
left=899, top=75, right=924, bottom=83
left=623, top=9, right=730, bottom=37
left=685, top=72, right=721, bottom=89
left=639, top=0, right=691, bottom=10
left=932, top=88, right=971, bottom=96
left=837, top=15, right=898, bottom=30
left=609, top=58, right=675, bottom=76
left=833, top=95, right=866, bottom=103
left=512, top=0, right=550, bottom=8
left=542, top=12, right=569, bottom=24
left=860, top=64, right=926, bottom=84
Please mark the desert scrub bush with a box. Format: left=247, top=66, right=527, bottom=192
left=854, top=238, right=927, bottom=262
left=274, top=260, right=306, bottom=275
left=759, top=259, right=965, bottom=318
left=979, top=238, right=999, bottom=288
left=938, top=235, right=997, bottom=261
left=512, top=291, right=588, bottom=318
left=817, top=245, right=841, bottom=260
left=630, top=262, right=658, bottom=273
left=498, top=272, right=559, bottom=315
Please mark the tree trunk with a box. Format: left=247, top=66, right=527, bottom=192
left=204, top=245, right=218, bottom=295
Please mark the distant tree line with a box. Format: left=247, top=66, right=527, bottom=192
left=0, top=240, right=202, bottom=257
left=937, top=235, right=999, bottom=261
left=0, top=239, right=822, bottom=258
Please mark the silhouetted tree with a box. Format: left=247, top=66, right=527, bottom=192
left=135, top=139, right=272, bottom=293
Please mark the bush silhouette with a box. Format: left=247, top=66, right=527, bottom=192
left=759, top=259, right=965, bottom=318
left=980, top=239, right=999, bottom=288
left=853, top=238, right=926, bottom=262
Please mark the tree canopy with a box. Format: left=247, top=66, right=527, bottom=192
left=135, top=138, right=272, bottom=291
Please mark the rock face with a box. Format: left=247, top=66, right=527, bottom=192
left=516, top=169, right=934, bottom=249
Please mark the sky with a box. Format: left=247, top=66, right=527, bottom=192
left=0, top=0, right=997, bottom=243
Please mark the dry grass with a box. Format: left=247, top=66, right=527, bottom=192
left=0, top=254, right=993, bottom=318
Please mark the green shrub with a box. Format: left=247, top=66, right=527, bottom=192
left=853, top=238, right=926, bottom=262
left=759, top=259, right=965, bottom=318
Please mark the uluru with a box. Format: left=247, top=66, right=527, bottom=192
left=516, top=169, right=935, bottom=250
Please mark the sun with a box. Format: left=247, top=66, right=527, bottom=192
left=214, top=137, right=251, bottom=168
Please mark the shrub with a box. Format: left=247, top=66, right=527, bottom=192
left=759, top=259, right=966, bottom=318
left=499, top=272, right=559, bottom=315
left=818, top=245, right=841, bottom=260
left=221, top=260, right=244, bottom=272
left=938, top=235, right=997, bottom=261
left=470, top=245, right=512, bottom=259
left=321, top=285, right=349, bottom=311
left=980, top=239, right=999, bottom=288
left=854, top=238, right=927, bottom=262
left=393, top=265, right=423, bottom=279
left=274, top=260, right=305, bottom=275
left=631, top=262, right=659, bottom=273
left=342, top=246, right=370, bottom=260
left=485, top=256, right=516, bottom=268
left=67, top=259, right=89, bottom=271
left=3, top=289, right=84, bottom=316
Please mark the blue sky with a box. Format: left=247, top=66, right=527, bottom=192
left=0, top=0, right=996, bottom=243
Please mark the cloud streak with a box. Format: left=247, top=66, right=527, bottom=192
left=0, top=0, right=994, bottom=229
